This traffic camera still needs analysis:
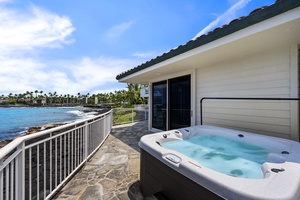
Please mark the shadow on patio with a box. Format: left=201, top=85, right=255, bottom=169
left=53, top=121, right=158, bottom=200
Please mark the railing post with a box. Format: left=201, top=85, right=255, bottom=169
left=132, top=109, right=134, bottom=123
left=0, top=159, right=3, bottom=200
left=84, top=121, right=88, bottom=161
left=16, top=142, right=25, bottom=200
left=0, top=109, right=113, bottom=200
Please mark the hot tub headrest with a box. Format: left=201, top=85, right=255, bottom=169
left=177, top=125, right=221, bottom=139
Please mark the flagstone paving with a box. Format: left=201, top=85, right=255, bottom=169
left=54, top=121, right=157, bottom=200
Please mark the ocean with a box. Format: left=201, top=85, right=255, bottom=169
left=0, top=107, right=95, bottom=141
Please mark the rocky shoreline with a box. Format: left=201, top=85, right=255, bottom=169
left=0, top=123, right=67, bottom=149
left=0, top=107, right=110, bottom=149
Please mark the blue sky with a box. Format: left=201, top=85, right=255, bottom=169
left=0, top=0, right=274, bottom=95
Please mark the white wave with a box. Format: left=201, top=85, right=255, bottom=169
left=67, top=110, right=85, bottom=116
left=85, top=111, right=98, bottom=118
left=59, top=106, right=81, bottom=109
left=67, top=109, right=99, bottom=119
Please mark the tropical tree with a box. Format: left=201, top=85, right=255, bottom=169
left=34, top=90, right=38, bottom=99
left=39, top=91, right=43, bottom=99
left=77, top=92, right=81, bottom=104
left=71, top=95, right=74, bottom=104
left=126, top=83, right=141, bottom=105
left=53, top=91, right=57, bottom=104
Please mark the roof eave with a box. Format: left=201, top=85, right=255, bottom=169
left=116, top=0, right=300, bottom=81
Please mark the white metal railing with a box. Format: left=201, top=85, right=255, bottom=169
left=0, top=109, right=113, bottom=200
left=113, top=107, right=148, bottom=125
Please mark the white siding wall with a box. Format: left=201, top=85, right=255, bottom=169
left=298, top=47, right=300, bottom=139
left=196, top=46, right=298, bottom=140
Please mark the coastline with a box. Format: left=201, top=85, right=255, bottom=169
left=0, top=107, right=110, bottom=149
left=0, top=122, right=66, bottom=148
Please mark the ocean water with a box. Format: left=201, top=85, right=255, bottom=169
left=0, top=107, right=93, bottom=141
left=162, top=135, right=271, bottom=179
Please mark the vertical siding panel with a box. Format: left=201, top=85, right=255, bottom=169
left=196, top=46, right=298, bottom=139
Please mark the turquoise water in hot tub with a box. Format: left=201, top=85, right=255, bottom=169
left=162, top=135, right=271, bottom=179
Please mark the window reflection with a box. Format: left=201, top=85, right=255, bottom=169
left=152, top=81, right=167, bottom=130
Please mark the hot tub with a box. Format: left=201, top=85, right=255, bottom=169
left=139, top=125, right=300, bottom=200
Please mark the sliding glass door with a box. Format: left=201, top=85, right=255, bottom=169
left=152, top=81, right=167, bottom=130
left=169, top=75, right=191, bottom=129
left=152, top=75, right=191, bottom=131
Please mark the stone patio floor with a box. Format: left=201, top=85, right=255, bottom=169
left=53, top=121, right=157, bottom=200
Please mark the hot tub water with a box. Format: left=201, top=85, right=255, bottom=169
left=162, top=135, right=272, bottom=179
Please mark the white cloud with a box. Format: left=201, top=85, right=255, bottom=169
left=0, top=2, right=138, bottom=96
left=105, top=20, right=134, bottom=40
left=63, top=56, right=138, bottom=94
left=0, top=3, right=74, bottom=55
left=193, top=0, right=251, bottom=39
left=0, top=3, right=73, bottom=95
left=0, top=55, right=136, bottom=95
left=0, top=58, right=48, bottom=94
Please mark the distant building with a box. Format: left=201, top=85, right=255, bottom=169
left=140, top=87, right=149, bottom=98
left=36, top=98, right=46, bottom=105
left=81, top=98, right=88, bottom=104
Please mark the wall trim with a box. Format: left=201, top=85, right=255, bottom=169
left=290, top=44, right=299, bottom=141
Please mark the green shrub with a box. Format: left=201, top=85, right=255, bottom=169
left=113, top=111, right=136, bottom=125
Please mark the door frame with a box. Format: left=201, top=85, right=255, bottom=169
left=149, top=70, right=196, bottom=131
left=168, top=75, right=191, bottom=130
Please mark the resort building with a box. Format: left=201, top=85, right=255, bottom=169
left=117, top=0, right=300, bottom=141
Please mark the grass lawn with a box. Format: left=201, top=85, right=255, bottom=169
left=113, top=109, right=136, bottom=125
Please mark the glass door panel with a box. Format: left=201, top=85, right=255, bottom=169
left=152, top=81, right=167, bottom=130
left=169, top=75, right=191, bottom=129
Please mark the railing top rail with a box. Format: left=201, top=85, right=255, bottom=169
left=0, top=109, right=113, bottom=159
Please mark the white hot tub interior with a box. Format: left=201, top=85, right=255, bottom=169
left=139, top=125, right=300, bottom=200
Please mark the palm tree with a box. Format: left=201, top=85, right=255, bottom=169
left=67, top=94, right=70, bottom=105
left=48, top=92, right=53, bottom=105
left=115, top=90, right=126, bottom=106
left=24, top=91, right=30, bottom=104
left=18, top=93, right=25, bottom=104
left=53, top=91, right=58, bottom=104
left=14, top=94, right=18, bottom=102
left=97, top=93, right=105, bottom=105
left=30, top=91, right=34, bottom=104
left=104, top=93, right=109, bottom=104
left=39, top=91, right=43, bottom=100
left=44, top=93, right=48, bottom=105
left=89, top=94, right=96, bottom=104
left=71, top=95, right=74, bottom=104
left=34, top=90, right=38, bottom=99
left=77, top=93, right=81, bottom=104
left=109, top=92, right=114, bottom=104
left=127, top=83, right=140, bottom=105
left=8, top=93, right=13, bottom=100
left=59, top=94, right=63, bottom=104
